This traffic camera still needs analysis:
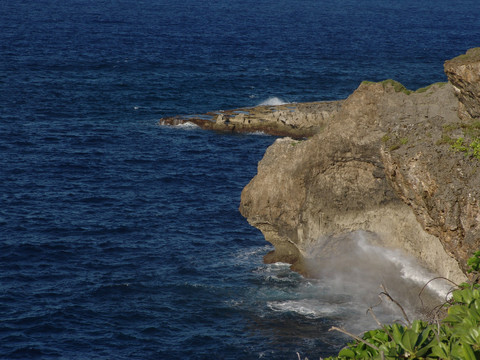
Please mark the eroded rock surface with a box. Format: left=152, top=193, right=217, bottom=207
left=240, top=48, right=480, bottom=282
left=444, top=47, right=480, bottom=121
left=159, top=100, right=343, bottom=138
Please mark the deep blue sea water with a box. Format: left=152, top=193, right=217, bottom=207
left=1, top=0, right=480, bottom=359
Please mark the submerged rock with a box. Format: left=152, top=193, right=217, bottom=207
left=240, top=48, right=480, bottom=283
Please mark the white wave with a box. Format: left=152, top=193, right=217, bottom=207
left=258, top=97, right=288, bottom=106
left=267, top=262, right=292, bottom=269
left=267, top=299, right=338, bottom=318
left=234, top=245, right=274, bottom=262
left=248, top=131, right=268, bottom=136
left=174, top=122, right=200, bottom=130
left=253, top=261, right=292, bottom=275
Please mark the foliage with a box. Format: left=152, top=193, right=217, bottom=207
left=415, top=82, right=447, bottom=94
left=361, top=80, right=446, bottom=96
left=467, top=251, right=480, bottom=273
left=360, top=80, right=412, bottom=95
left=440, top=121, right=480, bottom=160
left=451, top=137, right=468, bottom=153
left=321, top=252, right=480, bottom=360
left=451, top=137, right=480, bottom=160
left=381, top=79, right=412, bottom=95
left=386, top=135, right=409, bottom=152
left=399, top=137, right=409, bottom=145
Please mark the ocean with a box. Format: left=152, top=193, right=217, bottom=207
left=1, top=0, right=479, bottom=359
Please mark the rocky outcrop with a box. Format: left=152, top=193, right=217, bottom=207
left=444, top=47, right=480, bottom=121
left=240, top=48, right=480, bottom=283
left=159, top=100, right=343, bottom=138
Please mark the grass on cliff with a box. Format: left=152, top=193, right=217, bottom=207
left=382, top=133, right=409, bottom=151
left=438, top=121, right=480, bottom=160
left=448, top=47, right=480, bottom=64
left=297, top=251, right=480, bottom=360
left=361, top=80, right=447, bottom=95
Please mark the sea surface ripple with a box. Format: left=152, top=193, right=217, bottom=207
left=1, top=0, right=480, bottom=359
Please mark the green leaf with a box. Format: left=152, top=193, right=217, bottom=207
left=466, top=307, right=480, bottom=321
left=452, top=289, right=475, bottom=305
left=401, top=330, right=419, bottom=352
left=412, top=319, right=426, bottom=333
left=445, top=304, right=468, bottom=324
left=338, top=347, right=356, bottom=358
left=467, top=251, right=480, bottom=272
left=460, top=343, right=477, bottom=360
left=430, top=342, right=450, bottom=358
left=391, top=324, right=405, bottom=344
left=473, top=299, right=480, bottom=312
left=461, top=327, right=480, bottom=346
left=415, top=344, right=433, bottom=358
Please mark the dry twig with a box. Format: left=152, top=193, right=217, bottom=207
left=417, top=276, right=459, bottom=308
left=329, top=327, right=385, bottom=360
left=379, top=284, right=411, bottom=326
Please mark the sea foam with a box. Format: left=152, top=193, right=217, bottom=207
left=258, top=97, right=289, bottom=106
left=255, top=231, right=455, bottom=334
left=174, top=122, right=200, bottom=130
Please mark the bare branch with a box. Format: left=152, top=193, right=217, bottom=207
left=366, top=307, right=382, bottom=328
left=380, top=284, right=411, bottom=326
left=418, top=276, right=459, bottom=307
left=329, top=326, right=385, bottom=360
left=367, top=304, right=395, bottom=341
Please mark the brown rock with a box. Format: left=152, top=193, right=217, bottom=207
left=444, top=47, right=480, bottom=121
left=159, top=101, right=343, bottom=138
left=240, top=50, right=480, bottom=282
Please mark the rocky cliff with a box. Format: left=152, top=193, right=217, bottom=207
left=240, top=48, right=480, bottom=283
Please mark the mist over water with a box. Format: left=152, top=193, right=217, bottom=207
left=258, top=97, right=290, bottom=106
left=273, top=231, right=453, bottom=334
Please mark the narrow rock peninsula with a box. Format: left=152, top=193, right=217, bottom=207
left=239, top=48, right=480, bottom=283
left=159, top=100, right=343, bottom=138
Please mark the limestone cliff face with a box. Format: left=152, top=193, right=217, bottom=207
left=240, top=49, right=480, bottom=283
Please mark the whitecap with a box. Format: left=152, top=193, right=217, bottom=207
left=247, top=131, right=269, bottom=136
left=234, top=245, right=274, bottom=263
left=267, top=299, right=338, bottom=318
left=174, top=122, right=200, bottom=130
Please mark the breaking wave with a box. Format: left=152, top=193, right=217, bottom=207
left=174, top=122, right=200, bottom=129
left=258, top=97, right=289, bottom=106
left=251, top=231, right=455, bottom=334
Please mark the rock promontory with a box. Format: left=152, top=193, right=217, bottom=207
left=239, top=48, right=480, bottom=283
left=159, top=100, right=343, bottom=138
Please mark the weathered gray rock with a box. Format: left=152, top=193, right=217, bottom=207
left=240, top=49, right=480, bottom=283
